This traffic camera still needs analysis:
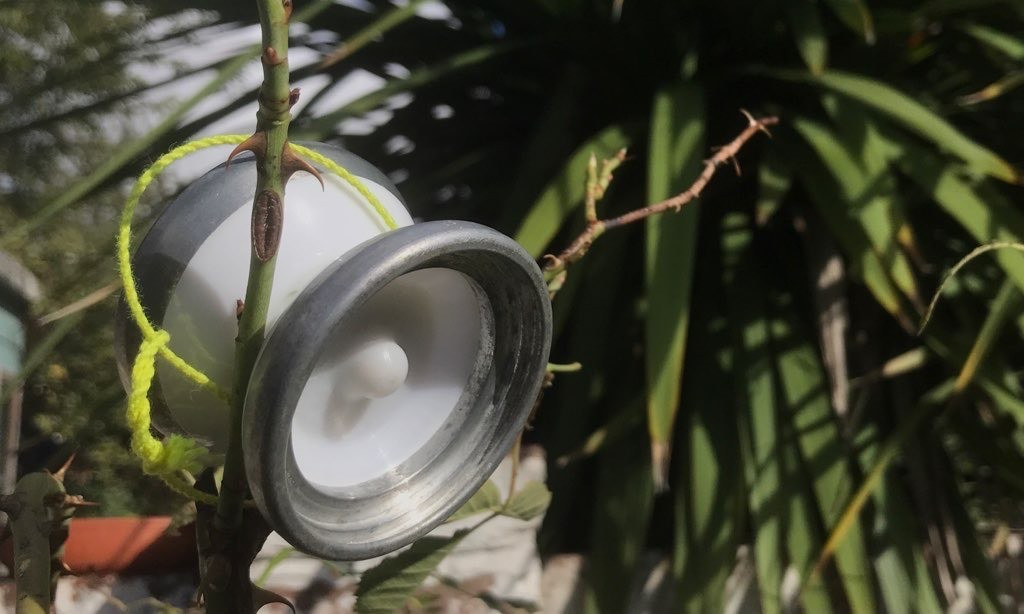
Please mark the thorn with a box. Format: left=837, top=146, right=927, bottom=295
left=54, top=453, right=76, bottom=482
left=61, top=561, right=73, bottom=573
left=226, top=132, right=268, bottom=167
left=282, top=0, right=293, bottom=21
left=280, top=143, right=324, bottom=188
left=252, top=584, right=295, bottom=612
left=542, top=254, right=562, bottom=271
left=741, top=109, right=773, bottom=137
left=729, top=155, right=742, bottom=175
left=235, top=300, right=245, bottom=319
left=288, top=88, right=301, bottom=108
left=262, top=46, right=283, bottom=66
left=63, top=495, right=98, bottom=508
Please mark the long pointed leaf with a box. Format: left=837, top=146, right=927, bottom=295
left=769, top=289, right=876, bottom=613
left=898, top=144, right=1024, bottom=299
left=822, top=0, right=876, bottom=43
left=296, top=43, right=524, bottom=140
left=858, top=421, right=944, bottom=614
left=0, top=1, right=338, bottom=246
left=728, top=214, right=786, bottom=614
left=585, top=427, right=655, bottom=614
left=793, top=116, right=921, bottom=306
left=779, top=135, right=912, bottom=328
left=785, top=1, right=829, bottom=74
left=645, top=83, right=706, bottom=488
left=768, top=69, right=1018, bottom=182
left=355, top=531, right=469, bottom=613
left=672, top=211, right=744, bottom=613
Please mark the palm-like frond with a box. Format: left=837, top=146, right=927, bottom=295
left=4, top=0, right=1024, bottom=610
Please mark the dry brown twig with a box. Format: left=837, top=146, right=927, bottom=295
left=543, top=110, right=779, bottom=293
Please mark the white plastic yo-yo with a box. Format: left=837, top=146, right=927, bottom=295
left=114, top=143, right=551, bottom=560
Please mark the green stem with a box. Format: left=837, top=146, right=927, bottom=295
left=206, top=0, right=293, bottom=611
left=3, top=472, right=73, bottom=614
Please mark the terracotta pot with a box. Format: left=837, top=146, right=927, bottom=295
left=2, top=517, right=196, bottom=576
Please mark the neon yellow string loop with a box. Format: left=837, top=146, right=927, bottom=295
left=290, top=143, right=398, bottom=231
left=118, top=134, right=395, bottom=504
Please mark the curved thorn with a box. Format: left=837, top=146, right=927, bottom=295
left=226, top=132, right=268, bottom=168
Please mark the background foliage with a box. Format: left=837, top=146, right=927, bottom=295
left=2, top=0, right=1024, bottom=611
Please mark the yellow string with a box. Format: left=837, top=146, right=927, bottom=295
left=117, top=134, right=396, bottom=503
left=290, top=143, right=398, bottom=231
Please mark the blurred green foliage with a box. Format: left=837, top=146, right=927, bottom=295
left=2, top=0, right=1024, bottom=610
left=0, top=0, right=189, bottom=514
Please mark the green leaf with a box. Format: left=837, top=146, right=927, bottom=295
left=355, top=531, right=468, bottom=614
left=255, top=547, right=296, bottom=588
left=958, top=70, right=1024, bottom=106
left=871, top=471, right=945, bottom=614
left=769, top=69, right=1018, bottom=182
left=811, top=382, right=952, bottom=603
left=500, top=480, right=551, bottom=521
left=792, top=115, right=921, bottom=305
left=897, top=143, right=1024, bottom=300
left=0, top=1, right=346, bottom=247
left=585, top=427, right=655, bottom=614
left=781, top=437, right=833, bottom=613
left=770, top=290, right=875, bottom=613
left=777, top=134, right=911, bottom=328
left=954, top=278, right=1023, bottom=392
left=851, top=418, right=943, bottom=614
left=756, top=152, right=792, bottom=225
left=959, top=22, right=1024, bottom=60
left=942, top=463, right=1003, bottom=614
left=539, top=231, right=631, bottom=553
left=445, top=480, right=502, bottom=523
left=726, top=215, right=785, bottom=614
left=498, top=69, right=587, bottom=232
left=673, top=212, right=743, bottom=613
left=515, top=124, right=633, bottom=257
left=555, top=397, right=644, bottom=467
left=1, top=53, right=251, bottom=246
left=822, top=0, right=876, bottom=43
left=785, top=0, right=829, bottom=74
left=644, top=83, right=706, bottom=488
left=296, top=42, right=524, bottom=141
left=319, top=0, right=429, bottom=69
left=728, top=235, right=832, bottom=610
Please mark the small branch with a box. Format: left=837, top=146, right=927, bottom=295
left=543, top=111, right=778, bottom=279
left=547, top=362, right=583, bottom=373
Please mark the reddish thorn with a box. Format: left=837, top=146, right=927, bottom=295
left=54, top=453, right=76, bottom=482
left=225, top=133, right=267, bottom=168
left=263, top=47, right=282, bottom=66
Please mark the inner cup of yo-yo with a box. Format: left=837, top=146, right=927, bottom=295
left=289, top=267, right=495, bottom=492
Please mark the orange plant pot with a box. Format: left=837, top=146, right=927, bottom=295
left=3, top=517, right=196, bottom=576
